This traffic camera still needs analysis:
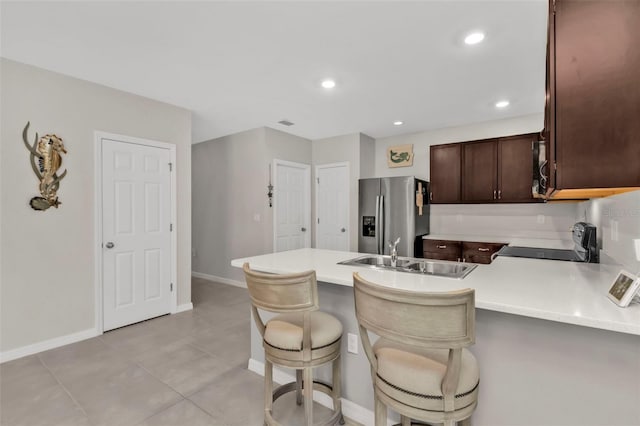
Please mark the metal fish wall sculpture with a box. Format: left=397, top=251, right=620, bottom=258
left=22, top=122, right=68, bottom=211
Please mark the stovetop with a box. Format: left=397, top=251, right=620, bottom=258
left=496, top=246, right=584, bottom=262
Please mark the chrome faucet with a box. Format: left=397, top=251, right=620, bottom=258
left=389, top=237, right=401, bottom=267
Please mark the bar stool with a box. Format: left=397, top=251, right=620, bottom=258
left=243, top=263, right=345, bottom=426
left=353, top=272, right=479, bottom=426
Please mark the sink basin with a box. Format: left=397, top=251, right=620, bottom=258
left=338, top=255, right=477, bottom=279
left=346, top=256, right=412, bottom=268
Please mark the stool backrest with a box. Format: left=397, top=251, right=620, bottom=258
left=243, top=263, right=319, bottom=313
left=353, top=272, right=475, bottom=349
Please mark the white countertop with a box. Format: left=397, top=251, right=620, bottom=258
left=231, top=248, right=640, bottom=336
left=424, top=233, right=575, bottom=249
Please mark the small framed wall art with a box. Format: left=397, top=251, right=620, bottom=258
left=387, top=144, right=414, bottom=168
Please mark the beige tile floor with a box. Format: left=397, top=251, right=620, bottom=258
left=0, top=278, right=360, bottom=426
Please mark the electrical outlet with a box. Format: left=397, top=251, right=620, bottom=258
left=253, top=213, right=261, bottom=222
left=191, top=248, right=197, bottom=258
left=537, top=215, right=545, bottom=224
left=610, top=220, right=619, bottom=242
left=347, top=333, right=358, bottom=354
left=634, top=239, right=640, bottom=262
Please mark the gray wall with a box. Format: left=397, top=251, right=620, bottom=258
left=0, top=59, right=192, bottom=353
left=191, top=127, right=311, bottom=282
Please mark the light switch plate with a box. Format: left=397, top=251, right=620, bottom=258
left=537, top=215, right=545, bottom=224
left=347, top=333, right=358, bottom=354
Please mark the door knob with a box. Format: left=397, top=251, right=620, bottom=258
left=105, top=242, right=115, bottom=249
left=301, top=227, right=307, bottom=232
left=341, top=228, right=346, bottom=233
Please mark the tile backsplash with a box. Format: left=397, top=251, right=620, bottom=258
left=430, top=189, right=640, bottom=272
left=431, top=203, right=578, bottom=242
left=581, top=190, right=640, bottom=271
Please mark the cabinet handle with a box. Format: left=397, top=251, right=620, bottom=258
left=498, top=189, right=502, bottom=200
left=493, top=190, right=497, bottom=200
left=430, top=192, right=433, bottom=201
left=462, top=258, right=466, bottom=262
left=478, top=247, right=490, bottom=252
left=437, top=245, right=447, bottom=249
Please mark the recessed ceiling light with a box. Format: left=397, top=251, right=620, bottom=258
left=321, top=79, right=336, bottom=89
left=464, top=32, right=485, bottom=45
left=495, top=100, right=510, bottom=108
left=393, top=121, right=404, bottom=126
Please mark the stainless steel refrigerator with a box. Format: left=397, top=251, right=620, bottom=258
left=358, top=176, right=430, bottom=257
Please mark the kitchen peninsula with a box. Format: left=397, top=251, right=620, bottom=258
left=232, top=248, right=640, bottom=426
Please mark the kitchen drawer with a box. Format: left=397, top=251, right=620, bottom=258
left=423, top=239, right=462, bottom=256
left=423, top=251, right=460, bottom=262
left=462, top=241, right=505, bottom=264
left=463, top=253, right=493, bottom=265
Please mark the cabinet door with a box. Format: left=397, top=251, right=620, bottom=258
left=462, top=140, right=497, bottom=202
left=554, top=0, right=640, bottom=188
left=429, top=144, right=461, bottom=203
left=498, top=134, right=537, bottom=202
left=462, top=241, right=505, bottom=264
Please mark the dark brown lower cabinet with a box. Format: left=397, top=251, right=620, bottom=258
left=462, top=241, right=505, bottom=265
left=423, top=239, right=505, bottom=264
left=423, top=239, right=462, bottom=262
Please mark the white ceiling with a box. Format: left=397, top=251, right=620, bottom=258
left=1, top=1, right=548, bottom=143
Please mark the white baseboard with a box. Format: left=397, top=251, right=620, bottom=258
left=247, top=358, right=389, bottom=426
left=192, top=271, right=246, bottom=288
left=0, top=327, right=99, bottom=364
left=175, top=302, right=193, bottom=313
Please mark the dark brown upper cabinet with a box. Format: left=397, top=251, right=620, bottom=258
left=548, top=0, right=640, bottom=189
left=430, top=133, right=539, bottom=204
left=498, top=134, right=538, bottom=202
left=462, top=135, right=538, bottom=203
left=462, top=140, right=498, bottom=202
left=429, top=143, right=461, bottom=203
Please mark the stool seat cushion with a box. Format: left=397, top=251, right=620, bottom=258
left=264, top=311, right=343, bottom=351
left=373, top=338, right=479, bottom=399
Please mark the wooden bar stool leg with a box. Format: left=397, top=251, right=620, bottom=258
left=296, top=369, right=303, bottom=406
left=332, top=354, right=345, bottom=424
left=303, top=367, right=314, bottom=425
left=374, top=394, right=386, bottom=426
left=264, top=359, right=273, bottom=421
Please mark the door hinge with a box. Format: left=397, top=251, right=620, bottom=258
left=170, top=283, right=173, bottom=291
left=168, top=162, right=173, bottom=172
left=316, top=177, right=319, bottom=184
left=317, top=218, right=320, bottom=224
left=170, top=223, right=173, bottom=232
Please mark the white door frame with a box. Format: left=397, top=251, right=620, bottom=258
left=93, top=131, right=177, bottom=334
left=272, top=159, right=311, bottom=252
left=315, top=161, right=350, bottom=251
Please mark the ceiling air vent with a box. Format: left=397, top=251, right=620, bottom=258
left=278, top=120, right=294, bottom=126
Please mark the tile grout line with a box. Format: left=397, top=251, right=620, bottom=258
left=37, top=354, right=92, bottom=423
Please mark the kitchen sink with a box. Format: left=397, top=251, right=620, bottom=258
left=338, top=255, right=477, bottom=279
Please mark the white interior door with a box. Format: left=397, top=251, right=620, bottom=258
left=102, top=139, right=172, bottom=331
left=316, top=163, right=350, bottom=251
left=274, top=159, right=311, bottom=252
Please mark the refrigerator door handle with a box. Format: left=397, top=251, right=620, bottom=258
left=379, top=195, right=385, bottom=254
left=375, top=195, right=380, bottom=254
